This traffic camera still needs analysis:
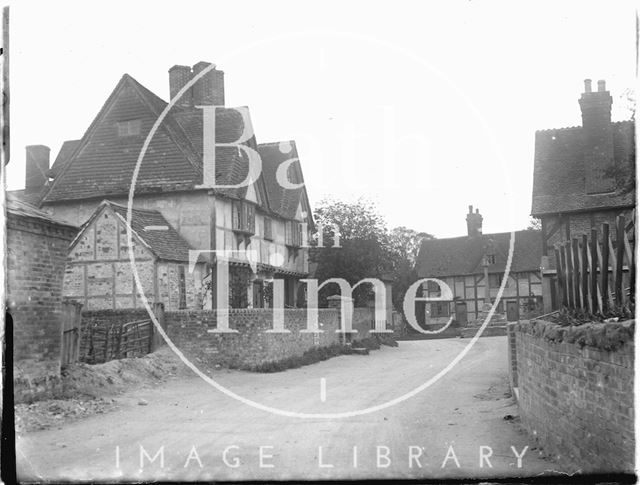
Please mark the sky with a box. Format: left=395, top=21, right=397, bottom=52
left=5, top=0, right=637, bottom=238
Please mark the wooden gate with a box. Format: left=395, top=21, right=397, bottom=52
left=61, top=301, right=82, bottom=366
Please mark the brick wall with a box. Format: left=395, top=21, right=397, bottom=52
left=512, top=318, right=634, bottom=472
left=7, top=214, right=77, bottom=402
left=165, top=309, right=344, bottom=369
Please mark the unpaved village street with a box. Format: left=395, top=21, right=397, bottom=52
left=17, top=337, right=567, bottom=481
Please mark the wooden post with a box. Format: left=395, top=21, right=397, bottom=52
left=590, top=229, right=598, bottom=314
left=554, top=246, right=566, bottom=307
left=572, top=238, right=581, bottom=309
left=564, top=241, right=574, bottom=309
left=151, top=302, right=166, bottom=352
left=602, top=223, right=610, bottom=314
left=581, top=235, right=589, bottom=312
left=615, top=216, right=625, bottom=306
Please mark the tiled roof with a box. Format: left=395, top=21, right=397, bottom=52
left=6, top=187, right=48, bottom=206
left=258, top=141, right=307, bottom=220
left=416, top=230, right=542, bottom=278
left=6, top=195, right=77, bottom=228
left=532, top=120, right=635, bottom=216
left=49, top=139, right=81, bottom=178
left=79, top=200, right=193, bottom=262
left=43, top=74, right=202, bottom=203
left=43, top=74, right=273, bottom=214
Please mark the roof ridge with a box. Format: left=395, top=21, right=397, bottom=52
left=103, top=200, right=164, bottom=215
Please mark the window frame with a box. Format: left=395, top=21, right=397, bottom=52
left=117, top=119, right=142, bottom=137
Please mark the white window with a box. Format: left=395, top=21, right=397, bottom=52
left=117, top=119, right=141, bottom=137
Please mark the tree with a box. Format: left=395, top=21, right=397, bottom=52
left=310, top=197, right=431, bottom=310
left=526, top=217, right=541, bottom=231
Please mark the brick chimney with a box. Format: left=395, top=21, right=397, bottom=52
left=466, top=205, right=483, bottom=237
left=25, top=145, right=50, bottom=190
left=191, top=61, right=225, bottom=106
left=168, top=65, right=193, bottom=108
left=578, top=78, right=615, bottom=194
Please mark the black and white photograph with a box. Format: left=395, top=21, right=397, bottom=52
left=0, top=0, right=637, bottom=482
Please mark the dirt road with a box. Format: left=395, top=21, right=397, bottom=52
left=17, top=337, right=568, bottom=481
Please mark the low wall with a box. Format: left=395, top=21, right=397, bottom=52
left=512, top=318, right=634, bottom=472
left=165, top=308, right=345, bottom=369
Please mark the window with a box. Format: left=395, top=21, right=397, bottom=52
left=117, top=119, right=141, bottom=137
left=489, top=273, right=503, bottom=288
left=426, top=280, right=441, bottom=297
left=264, top=217, right=273, bottom=241
left=485, top=254, right=496, bottom=265
left=285, top=221, right=302, bottom=247
left=232, top=201, right=255, bottom=235
left=430, top=301, right=450, bottom=318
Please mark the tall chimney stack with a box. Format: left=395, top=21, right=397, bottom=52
left=168, top=65, right=193, bottom=108
left=25, top=145, right=50, bottom=190
left=466, top=205, right=483, bottom=237
left=579, top=78, right=614, bottom=193
left=192, top=61, right=225, bottom=106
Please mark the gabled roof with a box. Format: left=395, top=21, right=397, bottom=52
left=258, top=140, right=313, bottom=225
left=532, top=120, right=635, bottom=216
left=43, top=74, right=202, bottom=203
left=73, top=200, right=193, bottom=262
left=416, top=230, right=542, bottom=278
left=42, top=73, right=279, bottom=218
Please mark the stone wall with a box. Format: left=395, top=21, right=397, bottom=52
left=511, top=318, right=634, bottom=472
left=165, top=309, right=343, bottom=368
left=7, top=213, right=78, bottom=402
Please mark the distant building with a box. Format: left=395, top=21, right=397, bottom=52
left=415, top=206, right=543, bottom=326
left=532, top=79, right=636, bottom=311
left=9, top=62, right=314, bottom=310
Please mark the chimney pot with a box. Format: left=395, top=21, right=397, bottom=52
left=597, top=79, right=606, bottom=92
left=466, top=205, right=483, bottom=237
left=25, top=145, right=50, bottom=190
left=584, top=79, right=592, bottom=93
left=192, top=61, right=225, bottom=106
left=169, top=65, right=193, bottom=107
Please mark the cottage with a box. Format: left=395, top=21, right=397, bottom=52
left=62, top=200, right=205, bottom=310
left=415, top=206, right=543, bottom=327
left=6, top=196, right=78, bottom=399
left=9, top=61, right=314, bottom=310
left=532, top=79, right=636, bottom=311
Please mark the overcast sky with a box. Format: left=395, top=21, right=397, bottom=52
left=6, top=0, right=636, bottom=238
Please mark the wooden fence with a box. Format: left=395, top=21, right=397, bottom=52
left=81, top=318, right=153, bottom=364
left=554, top=213, right=635, bottom=315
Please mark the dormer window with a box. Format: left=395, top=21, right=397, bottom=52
left=232, top=201, right=255, bottom=235
left=117, top=119, right=141, bottom=137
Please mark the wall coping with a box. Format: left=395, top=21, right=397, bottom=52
left=514, top=318, right=635, bottom=351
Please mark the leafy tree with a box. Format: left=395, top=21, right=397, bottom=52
left=310, top=197, right=431, bottom=310
left=526, top=217, right=541, bottom=231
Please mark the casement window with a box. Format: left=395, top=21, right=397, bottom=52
left=264, top=217, right=273, bottom=241
left=489, top=273, right=503, bottom=288
left=232, top=201, right=256, bottom=235
left=285, top=220, right=302, bottom=248
left=117, top=119, right=141, bottom=137
left=485, top=254, right=496, bottom=265
left=430, top=301, right=450, bottom=318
